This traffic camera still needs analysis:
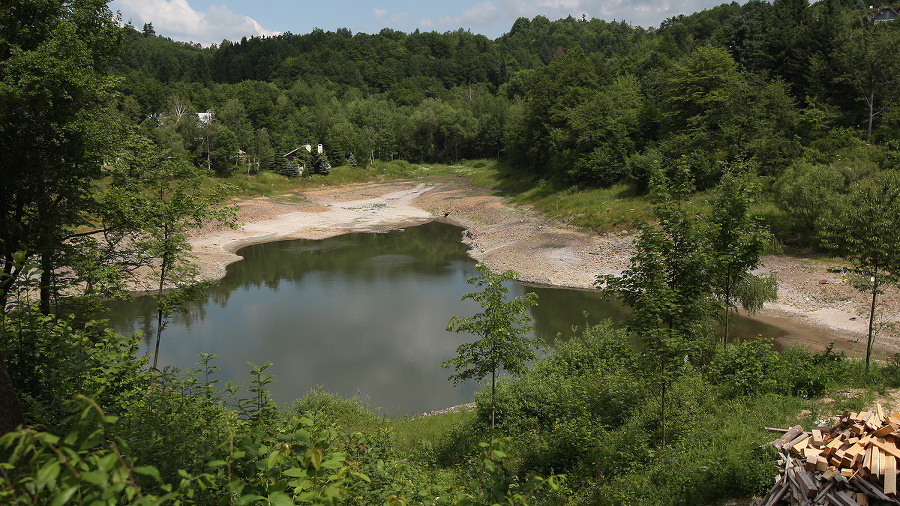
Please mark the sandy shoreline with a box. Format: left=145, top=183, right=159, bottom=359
left=184, top=180, right=900, bottom=360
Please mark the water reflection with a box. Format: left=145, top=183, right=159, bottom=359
left=102, top=221, right=784, bottom=416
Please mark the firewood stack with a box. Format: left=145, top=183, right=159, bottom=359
left=757, top=403, right=900, bottom=505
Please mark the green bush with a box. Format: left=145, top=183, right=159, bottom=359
left=290, top=388, right=383, bottom=431
left=709, top=338, right=780, bottom=397
left=778, top=345, right=843, bottom=398
left=0, top=310, right=148, bottom=430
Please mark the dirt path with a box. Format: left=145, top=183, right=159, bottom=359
left=186, top=178, right=900, bottom=361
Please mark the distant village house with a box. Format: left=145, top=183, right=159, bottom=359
left=874, top=5, right=899, bottom=23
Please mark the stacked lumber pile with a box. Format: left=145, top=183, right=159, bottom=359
left=757, top=403, right=900, bottom=505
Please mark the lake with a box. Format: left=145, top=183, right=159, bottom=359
left=102, top=221, right=782, bottom=416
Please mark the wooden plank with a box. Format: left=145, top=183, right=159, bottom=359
left=874, top=446, right=883, bottom=478
left=871, top=437, right=900, bottom=460
left=814, top=480, right=835, bottom=504
left=875, top=424, right=897, bottom=438
left=806, top=452, right=818, bottom=472
left=826, top=490, right=858, bottom=506
left=851, top=475, right=900, bottom=504
left=792, top=435, right=811, bottom=456
left=787, top=467, right=805, bottom=501
left=886, top=455, right=898, bottom=497
left=812, top=429, right=825, bottom=446
left=761, top=478, right=789, bottom=506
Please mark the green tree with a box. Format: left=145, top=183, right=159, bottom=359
left=822, top=170, right=900, bottom=371
left=0, top=0, right=123, bottom=432
left=0, top=0, right=123, bottom=313
left=836, top=21, right=900, bottom=144
left=773, top=161, right=847, bottom=245
left=597, top=187, right=715, bottom=445
left=708, top=172, right=777, bottom=348
left=248, top=128, right=275, bottom=174
left=660, top=46, right=748, bottom=186
left=210, top=125, right=239, bottom=175
left=514, top=46, right=601, bottom=180
left=109, top=139, right=236, bottom=382
left=443, top=263, right=542, bottom=433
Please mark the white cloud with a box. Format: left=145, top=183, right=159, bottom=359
left=373, top=7, right=387, bottom=20
left=491, top=0, right=698, bottom=28
left=433, top=1, right=503, bottom=29
left=114, top=0, right=278, bottom=46
left=538, top=0, right=581, bottom=8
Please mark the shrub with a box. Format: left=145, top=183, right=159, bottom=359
left=778, top=345, right=842, bottom=398
left=709, top=338, right=780, bottom=397
left=1, top=311, right=148, bottom=430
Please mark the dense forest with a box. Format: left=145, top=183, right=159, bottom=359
left=6, top=0, right=900, bottom=503
left=114, top=0, right=900, bottom=192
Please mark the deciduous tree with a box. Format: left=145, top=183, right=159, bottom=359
left=708, top=172, right=777, bottom=348
left=836, top=20, right=900, bottom=144
left=108, top=138, right=237, bottom=383
left=0, top=0, right=123, bottom=313
left=822, top=170, right=900, bottom=371
left=597, top=183, right=716, bottom=445
left=443, top=263, right=542, bottom=433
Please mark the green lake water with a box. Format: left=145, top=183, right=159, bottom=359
left=102, top=221, right=783, bottom=416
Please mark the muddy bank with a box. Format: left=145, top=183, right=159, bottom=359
left=184, top=179, right=900, bottom=361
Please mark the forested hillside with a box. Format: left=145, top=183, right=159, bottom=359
left=113, top=0, right=900, bottom=195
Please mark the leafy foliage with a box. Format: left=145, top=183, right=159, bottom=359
left=444, top=263, right=543, bottom=432
left=822, top=170, right=900, bottom=370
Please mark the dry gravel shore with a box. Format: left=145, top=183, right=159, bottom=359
left=185, top=179, right=900, bottom=361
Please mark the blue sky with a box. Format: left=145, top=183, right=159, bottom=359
left=110, top=0, right=733, bottom=47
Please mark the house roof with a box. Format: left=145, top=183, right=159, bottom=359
left=875, top=6, right=899, bottom=22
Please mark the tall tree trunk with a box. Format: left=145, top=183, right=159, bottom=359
left=868, top=86, right=876, bottom=144
left=490, top=364, right=496, bottom=436
left=867, top=275, right=878, bottom=372
left=723, top=277, right=733, bottom=351
left=724, top=306, right=731, bottom=351
left=489, top=346, right=497, bottom=440
left=150, top=246, right=170, bottom=387
left=661, top=376, right=667, bottom=448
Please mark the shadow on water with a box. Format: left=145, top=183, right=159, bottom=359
left=101, top=221, right=856, bottom=415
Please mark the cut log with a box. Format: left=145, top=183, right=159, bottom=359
left=775, top=425, right=804, bottom=450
